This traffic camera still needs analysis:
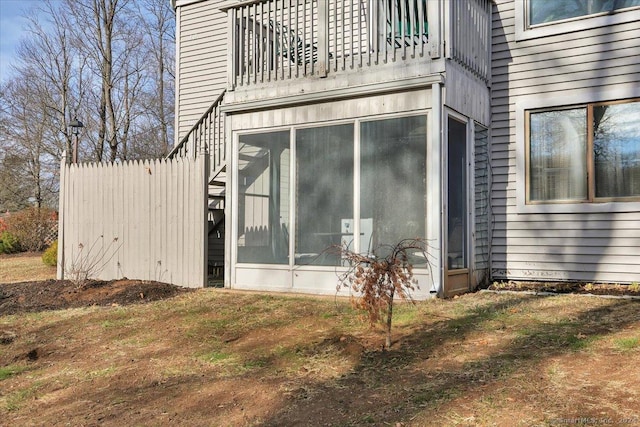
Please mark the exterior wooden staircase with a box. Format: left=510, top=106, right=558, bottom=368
left=167, top=91, right=226, bottom=282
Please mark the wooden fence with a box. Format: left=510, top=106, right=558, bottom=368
left=57, top=156, right=207, bottom=288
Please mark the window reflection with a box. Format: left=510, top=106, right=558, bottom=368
left=529, top=0, right=640, bottom=26
left=594, top=102, right=640, bottom=198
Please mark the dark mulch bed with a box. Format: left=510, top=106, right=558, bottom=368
left=0, top=279, right=194, bottom=315
left=486, top=281, right=640, bottom=297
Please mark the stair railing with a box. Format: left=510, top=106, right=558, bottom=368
left=167, top=90, right=226, bottom=180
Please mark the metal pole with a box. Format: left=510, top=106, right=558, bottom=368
left=73, top=133, right=78, bottom=164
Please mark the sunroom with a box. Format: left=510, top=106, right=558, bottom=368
left=213, top=0, right=493, bottom=298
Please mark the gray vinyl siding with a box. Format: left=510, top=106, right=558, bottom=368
left=474, top=123, right=490, bottom=284
left=490, top=0, right=640, bottom=283
left=176, top=0, right=227, bottom=142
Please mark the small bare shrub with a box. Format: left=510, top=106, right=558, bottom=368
left=65, top=236, right=121, bottom=286
left=335, top=238, right=432, bottom=349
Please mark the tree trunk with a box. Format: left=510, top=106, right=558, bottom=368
left=385, top=289, right=394, bottom=349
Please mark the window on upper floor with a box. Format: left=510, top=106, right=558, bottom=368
left=516, top=0, right=640, bottom=40
left=526, top=99, right=640, bottom=204
left=528, top=0, right=640, bottom=27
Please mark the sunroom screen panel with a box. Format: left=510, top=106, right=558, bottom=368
left=295, top=124, right=354, bottom=266
left=237, top=131, right=290, bottom=264
left=360, top=116, right=427, bottom=261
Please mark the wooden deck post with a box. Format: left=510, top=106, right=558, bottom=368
left=429, top=0, right=442, bottom=59
left=317, top=0, right=329, bottom=77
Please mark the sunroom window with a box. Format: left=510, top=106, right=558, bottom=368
left=360, top=116, right=427, bottom=259
left=527, top=99, right=640, bottom=204
left=236, top=114, right=429, bottom=267
left=237, top=131, right=290, bottom=264
left=295, top=124, right=354, bottom=266
left=528, top=0, right=640, bottom=26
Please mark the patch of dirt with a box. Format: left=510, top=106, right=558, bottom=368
left=486, top=280, right=640, bottom=297
left=0, top=279, right=193, bottom=315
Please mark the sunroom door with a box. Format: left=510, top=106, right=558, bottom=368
left=445, top=115, right=470, bottom=295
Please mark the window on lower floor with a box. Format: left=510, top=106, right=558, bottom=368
left=527, top=99, right=640, bottom=204
left=528, top=0, right=640, bottom=26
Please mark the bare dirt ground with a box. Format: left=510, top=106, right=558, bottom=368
left=0, top=279, right=193, bottom=315
left=1, top=272, right=637, bottom=318
left=1, top=254, right=640, bottom=426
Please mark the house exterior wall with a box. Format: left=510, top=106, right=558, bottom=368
left=491, top=1, right=640, bottom=283
left=175, top=0, right=227, bottom=142
left=172, top=0, right=493, bottom=296
left=473, top=122, right=490, bottom=286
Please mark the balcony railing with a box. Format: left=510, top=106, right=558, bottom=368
left=225, top=0, right=445, bottom=89
left=225, top=0, right=490, bottom=89
left=450, top=0, right=491, bottom=83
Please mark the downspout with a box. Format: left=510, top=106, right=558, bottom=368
left=431, top=81, right=444, bottom=297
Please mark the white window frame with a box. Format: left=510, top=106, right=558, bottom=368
left=515, top=86, right=640, bottom=214
left=515, top=0, right=640, bottom=41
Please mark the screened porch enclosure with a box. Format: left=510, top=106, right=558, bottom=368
left=360, top=116, right=427, bottom=263
left=235, top=115, right=428, bottom=268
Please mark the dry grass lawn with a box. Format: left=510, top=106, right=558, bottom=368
left=1, top=254, right=639, bottom=426
left=0, top=252, right=56, bottom=283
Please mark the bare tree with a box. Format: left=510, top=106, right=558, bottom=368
left=137, top=0, right=175, bottom=156
left=19, top=0, right=83, bottom=161
left=0, top=76, right=59, bottom=209
left=0, top=0, right=176, bottom=208
left=335, top=239, right=433, bottom=349
left=67, top=0, right=130, bottom=161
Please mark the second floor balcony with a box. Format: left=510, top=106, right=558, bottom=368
left=223, top=0, right=491, bottom=99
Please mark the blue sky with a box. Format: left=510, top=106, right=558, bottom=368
left=0, top=0, right=42, bottom=84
